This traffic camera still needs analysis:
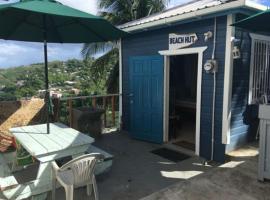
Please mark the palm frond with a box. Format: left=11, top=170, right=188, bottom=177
left=91, top=48, right=119, bottom=73
left=82, top=0, right=170, bottom=92
left=146, top=0, right=169, bottom=16
left=106, top=60, right=119, bottom=93
left=87, top=48, right=119, bottom=87
left=99, top=0, right=116, bottom=9
left=81, top=41, right=117, bottom=59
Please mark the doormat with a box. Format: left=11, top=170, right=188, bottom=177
left=173, top=140, right=195, bottom=151
left=151, top=148, right=190, bottom=162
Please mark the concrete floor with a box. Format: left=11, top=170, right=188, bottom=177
left=22, top=132, right=270, bottom=200
left=49, top=131, right=212, bottom=200
left=141, top=143, right=270, bottom=200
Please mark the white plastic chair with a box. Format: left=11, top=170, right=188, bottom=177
left=51, top=153, right=104, bottom=200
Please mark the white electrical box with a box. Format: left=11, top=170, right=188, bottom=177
left=204, top=59, right=218, bottom=73
left=258, top=104, right=270, bottom=181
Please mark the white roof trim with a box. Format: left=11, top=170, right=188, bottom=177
left=120, top=0, right=265, bottom=32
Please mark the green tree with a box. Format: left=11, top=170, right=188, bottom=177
left=82, top=0, right=169, bottom=93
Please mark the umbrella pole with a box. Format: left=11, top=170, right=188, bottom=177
left=43, top=15, right=50, bottom=134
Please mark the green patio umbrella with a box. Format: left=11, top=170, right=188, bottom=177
left=232, top=9, right=270, bottom=33
left=0, top=0, right=127, bottom=133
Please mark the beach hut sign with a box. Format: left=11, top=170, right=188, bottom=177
left=169, top=33, right=198, bottom=50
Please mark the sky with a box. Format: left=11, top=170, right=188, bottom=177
left=0, top=0, right=221, bottom=68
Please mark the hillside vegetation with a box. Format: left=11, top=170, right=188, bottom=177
left=0, top=57, right=117, bottom=101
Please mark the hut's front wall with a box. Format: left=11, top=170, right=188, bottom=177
left=122, top=16, right=227, bottom=162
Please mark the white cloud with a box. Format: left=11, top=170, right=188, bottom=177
left=0, top=0, right=17, bottom=5
left=58, top=0, right=98, bottom=14
left=0, top=0, right=97, bottom=68
left=251, top=0, right=270, bottom=6
left=168, top=0, right=193, bottom=8
left=0, top=43, right=41, bottom=67
left=0, top=41, right=82, bottom=68
left=0, top=0, right=99, bottom=14
left=0, top=0, right=190, bottom=68
left=0, top=43, right=30, bottom=56
left=47, top=44, right=83, bottom=61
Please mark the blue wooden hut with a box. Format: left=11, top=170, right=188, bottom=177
left=118, top=0, right=270, bottom=163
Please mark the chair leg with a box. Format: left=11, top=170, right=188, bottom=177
left=11, top=159, right=16, bottom=172
left=87, top=184, right=93, bottom=196
left=92, top=176, right=99, bottom=200
left=64, top=185, right=74, bottom=200
left=11, top=150, right=18, bottom=172
left=52, top=177, right=56, bottom=200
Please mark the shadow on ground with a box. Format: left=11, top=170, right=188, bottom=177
left=141, top=143, right=270, bottom=200
left=49, top=131, right=213, bottom=200
left=49, top=132, right=269, bottom=200
left=94, top=131, right=212, bottom=200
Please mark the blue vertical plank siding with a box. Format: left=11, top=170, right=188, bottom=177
left=122, top=16, right=227, bottom=162
left=199, top=17, right=226, bottom=163
left=226, top=15, right=252, bottom=152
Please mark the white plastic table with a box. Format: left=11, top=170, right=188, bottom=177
left=5, top=122, right=94, bottom=200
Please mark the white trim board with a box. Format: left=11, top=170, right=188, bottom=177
left=249, top=33, right=270, bottom=104
left=119, top=39, right=123, bottom=129
left=250, top=33, right=270, bottom=41
left=163, top=55, right=170, bottom=144
left=159, top=46, right=207, bottom=156
left=120, top=0, right=265, bottom=32
left=222, top=14, right=235, bottom=145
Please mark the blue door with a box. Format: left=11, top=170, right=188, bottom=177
left=129, top=55, right=164, bottom=144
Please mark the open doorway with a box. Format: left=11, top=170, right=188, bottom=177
left=168, top=54, right=198, bottom=152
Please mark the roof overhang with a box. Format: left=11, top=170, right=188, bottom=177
left=120, top=0, right=267, bottom=33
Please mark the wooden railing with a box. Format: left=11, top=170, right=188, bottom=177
left=53, top=94, right=120, bottom=129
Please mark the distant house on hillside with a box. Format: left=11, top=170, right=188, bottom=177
left=64, top=81, right=76, bottom=85
left=70, top=88, right=80, bottom=95
left=38, top=89, right=62, bottom=99
left=16, top=80, right=25, bottom=87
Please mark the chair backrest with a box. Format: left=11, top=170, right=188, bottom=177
left=60, top=154, right=99, bottom=186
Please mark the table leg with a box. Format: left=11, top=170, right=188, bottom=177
left=29, top=162, right=53, bottom=199
left=36, top=161, right=53, bottom=180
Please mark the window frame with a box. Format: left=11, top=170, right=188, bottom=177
left=249, top=33, right=270, bottom=104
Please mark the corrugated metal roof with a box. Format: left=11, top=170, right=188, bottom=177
left=119, top=0, right=237, bottom=29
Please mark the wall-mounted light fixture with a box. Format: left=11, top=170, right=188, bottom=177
left=231, top=37, right=241, bottom=60
left=204, top=31, right=213, bottom=42
left=232, top=46, right=241, bottom=59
